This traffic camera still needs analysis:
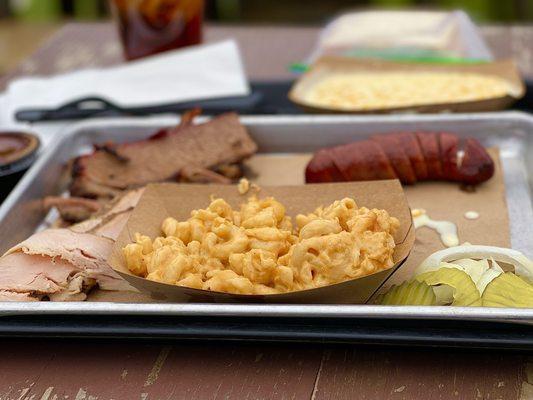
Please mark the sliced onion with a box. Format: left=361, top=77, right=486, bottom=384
left=416, top=245, right=533, bottom=281
left=476, top=267, right=503, bottom=295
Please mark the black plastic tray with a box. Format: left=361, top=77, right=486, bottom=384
left=0, top=314, right=532, bottom=349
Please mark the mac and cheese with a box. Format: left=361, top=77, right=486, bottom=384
left=123, top=196, right=399, bottom=294
left=305, top=72, right=511, bottom=110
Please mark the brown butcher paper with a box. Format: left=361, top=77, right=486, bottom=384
left=245, top=149, right=509, bottom=292
left=381, top=148, right=510, bottom=290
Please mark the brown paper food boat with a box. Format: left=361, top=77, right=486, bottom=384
left=108, top=181, right=415, bottom=304
left=289, top=57, right=525, bottom=114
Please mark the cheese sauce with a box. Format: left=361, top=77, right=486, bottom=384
left=464, top=211, right=480, bottom=220
left=411, top=208, right=459, bottom=247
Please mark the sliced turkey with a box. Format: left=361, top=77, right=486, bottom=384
left=0, top=189, right=144, bottom=301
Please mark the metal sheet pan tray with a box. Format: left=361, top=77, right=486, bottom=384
left=0, top=112, right=531, bottom=346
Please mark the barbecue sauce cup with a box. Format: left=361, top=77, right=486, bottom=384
left=0, top=132, right=40, bottom=203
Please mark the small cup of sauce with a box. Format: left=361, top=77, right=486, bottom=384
left=0, top=132, right=40, bottom=202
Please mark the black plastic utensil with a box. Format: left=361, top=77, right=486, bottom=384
left=15, top=91, right=266, bottom=122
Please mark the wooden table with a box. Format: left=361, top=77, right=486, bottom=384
left=0, top=23, right=532, bottom=400
left=0, top=21, right=58, bottom=74
left=2, top=23, right=533, bottom=87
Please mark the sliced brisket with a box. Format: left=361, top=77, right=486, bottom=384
left=71, top=112, right=257, bottom=198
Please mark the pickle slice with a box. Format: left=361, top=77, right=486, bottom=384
left=482, top=273, right=533, bottom=308
left=381, top=247, right=533, bottom=308
left=416, top=267, right=482, bottom=306
left=378, top=280, right=436, bottom=306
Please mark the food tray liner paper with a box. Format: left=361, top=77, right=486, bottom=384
left=108, top=181, right=415, bottom=304
left=244, top=149, right=510, bottom=293
left=289, top=57, right=525, bottom=113
left=384, top=148, right=510, bottom=289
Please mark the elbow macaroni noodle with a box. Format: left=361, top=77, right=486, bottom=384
left=123, top=196, right=399, bottom=294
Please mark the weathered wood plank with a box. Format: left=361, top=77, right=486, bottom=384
left=0, top=340, right=160, bottom=399
left=0, top=341, right=323, bottom=400
left=144, top=343, right=322, bottom=399
left=312, top=347, right=526, bottom=400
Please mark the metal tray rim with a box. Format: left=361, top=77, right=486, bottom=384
left=56, top=110, right=533, bottom=132
left=0, top=302, right=532, bottom=323
left=0, top=111, right=532, bottom=323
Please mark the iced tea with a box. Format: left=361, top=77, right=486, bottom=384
left=112, top=0, right=204, bottom=60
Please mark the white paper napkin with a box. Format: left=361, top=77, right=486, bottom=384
left=0, top=39, right=249, bottom=125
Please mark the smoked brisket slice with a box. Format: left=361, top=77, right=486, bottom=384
left=71, top=112, right=258, bottom=198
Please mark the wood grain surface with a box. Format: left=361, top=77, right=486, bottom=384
left=1, top=23, right=533, bottom=89
left=0, top=21, right=58, bottom=74
left=0, top=22, right=532, bottom=400
left=0, top=341, right=527, bottom=399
